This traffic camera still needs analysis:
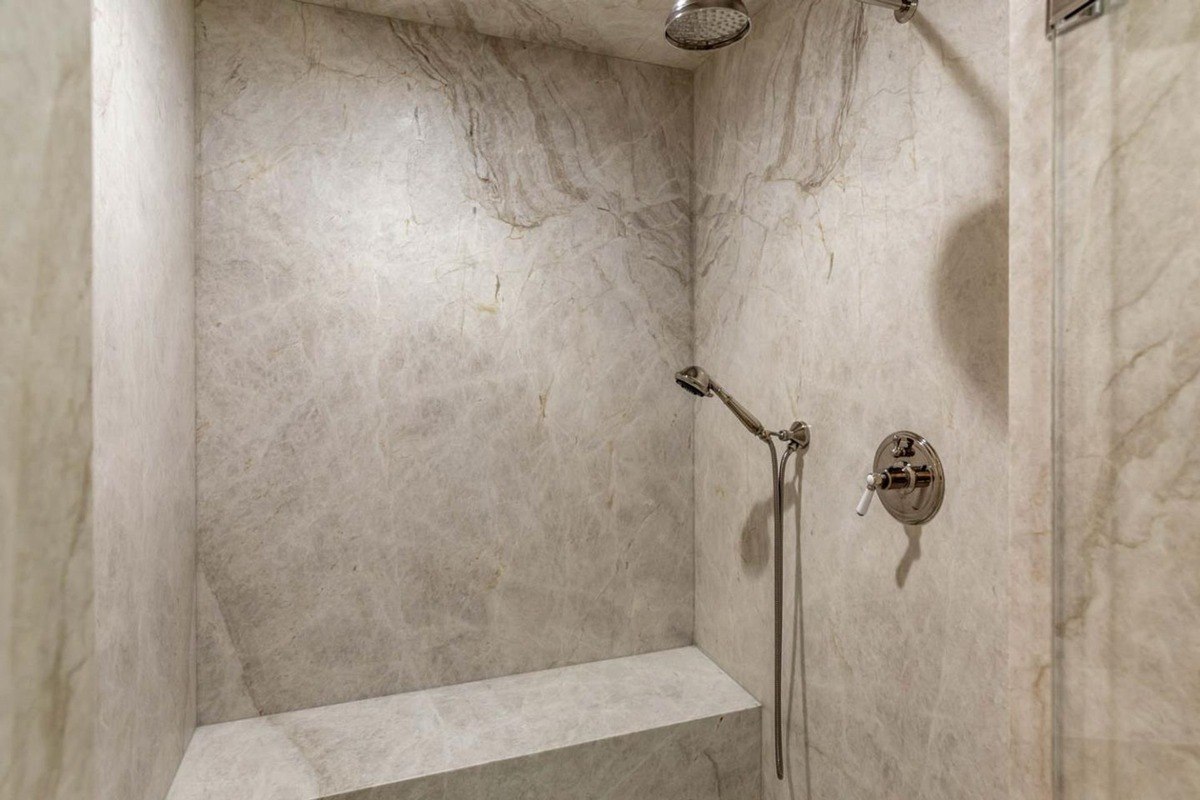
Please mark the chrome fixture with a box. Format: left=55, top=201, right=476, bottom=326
left=674, top=365, right=766, bottom=438
left=664, top=0, right=751, bottom=51
left=675, top=366, right=810, bottom=781
left=855, top=431, right=945, bottom=525
left=860, top=0, right=918, bottom=24
left=1046, top=0, right=1104, bottom=37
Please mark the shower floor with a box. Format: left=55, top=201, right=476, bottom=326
left=165, top=647, right=760, bottom=799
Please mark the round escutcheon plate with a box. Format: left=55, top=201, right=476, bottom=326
left=873, top=431, right=944, bottom=525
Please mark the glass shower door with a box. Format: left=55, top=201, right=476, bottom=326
left=1052, top=1, right=1200, bottom=797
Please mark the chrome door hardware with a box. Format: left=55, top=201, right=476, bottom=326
left=855, top=431, right=944, bottom=525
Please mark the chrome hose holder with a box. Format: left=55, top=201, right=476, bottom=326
left=773, top=420, right=811, bottom=452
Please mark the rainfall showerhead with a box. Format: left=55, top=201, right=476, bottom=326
left=664, top=0, right=751, bottom=51
left=675, top=365, right=766, bottom=439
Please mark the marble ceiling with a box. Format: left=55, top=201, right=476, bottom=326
left=303, top=0, right=767, bottom=69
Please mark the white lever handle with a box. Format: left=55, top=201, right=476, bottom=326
left=856, top=480, right=875, bottom=516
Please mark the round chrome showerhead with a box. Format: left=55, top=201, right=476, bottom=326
left=675, top=365, right=713, bottom=396
left=664, top=0, right=751, bottom=51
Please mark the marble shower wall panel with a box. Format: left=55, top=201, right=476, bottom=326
left=692, top=1, right=1009, bottom=797
left=1006, top=0, right=1055, bottom=796
left=0, top=2, right=95, bottom=799
left=196, top=0, right=693, bottom=722
left=302, top=0, right=717, bottom=70
left=1055, top=3, right=1200, bottom=796
left=92, top=0, right=197, bottom=799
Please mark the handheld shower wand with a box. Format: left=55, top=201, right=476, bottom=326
left=674, top=365, right=766, bottom=438
left=675, top=366, right=810, bottom=780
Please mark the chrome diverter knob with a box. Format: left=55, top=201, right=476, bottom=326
left=854, top=432, right=944, bottom=525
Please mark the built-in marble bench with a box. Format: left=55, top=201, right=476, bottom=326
left=166, top=647, right=760, bottom=800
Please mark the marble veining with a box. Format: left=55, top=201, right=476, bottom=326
left=0, top=3, right=95, bottom=799
left=692, top=1, right=1010, bottom=797
left=1006, top=0, right=1055, bottom=797
left=1054, top=2, right=1200, bottom=796
left=92, top=0, right=197, bottom=798
left=167, top=647, right=760, bottom=800
left=196, top=0, right=694, bottom=721
left=302, top=0, right=767, bottom=70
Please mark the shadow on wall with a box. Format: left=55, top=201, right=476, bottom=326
left=912, top=15, right=1005, bottom=126
left=733, top=457, right=816, bottom=798
left=933, top=200, right=1009, bottom=424
left=740, top=493, right=771, bottom=574
left=914, top=16, right=1009, bottom=424
left=896, top=524, right=922, bottom=588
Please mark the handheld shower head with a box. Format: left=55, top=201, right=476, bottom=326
left=674, top=365, right=713, bottom=396
left=675, top=365, right=766, bottom=439
left=664, top=0, right=751, bottom=51
left=675, top=364, right=810, bottom=785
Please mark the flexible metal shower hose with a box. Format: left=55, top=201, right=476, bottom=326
left=767, top=438, right=797, bottom=781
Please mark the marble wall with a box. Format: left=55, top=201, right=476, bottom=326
left=303, top=0, right=772, bottom=70
left=691, top=1, right=1010, bottom=797
left=92, top=1, right=197, bottom=799
left=1006, top=0, right=1055, bottom=797
left=1054, top=2, right=1200, bottom=796
left=303, top=0, right=716, bottom=69
left=195, top=0, right=694, bottom=722
left=0, top=2, right=95, bottom=799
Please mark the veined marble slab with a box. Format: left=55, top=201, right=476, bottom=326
left=691, top=0, right=1010, bottom=796
left=1053, top=1, right=1200, bottom=796
left=166, top=647, right=760, bottom=800
left=196, top=0, right=694, bottom=721
left=302, top=0, right=767, bottom=70
left=92, top=1, right=197, bottom=799
left=0, top=3, right=94, bottom=799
